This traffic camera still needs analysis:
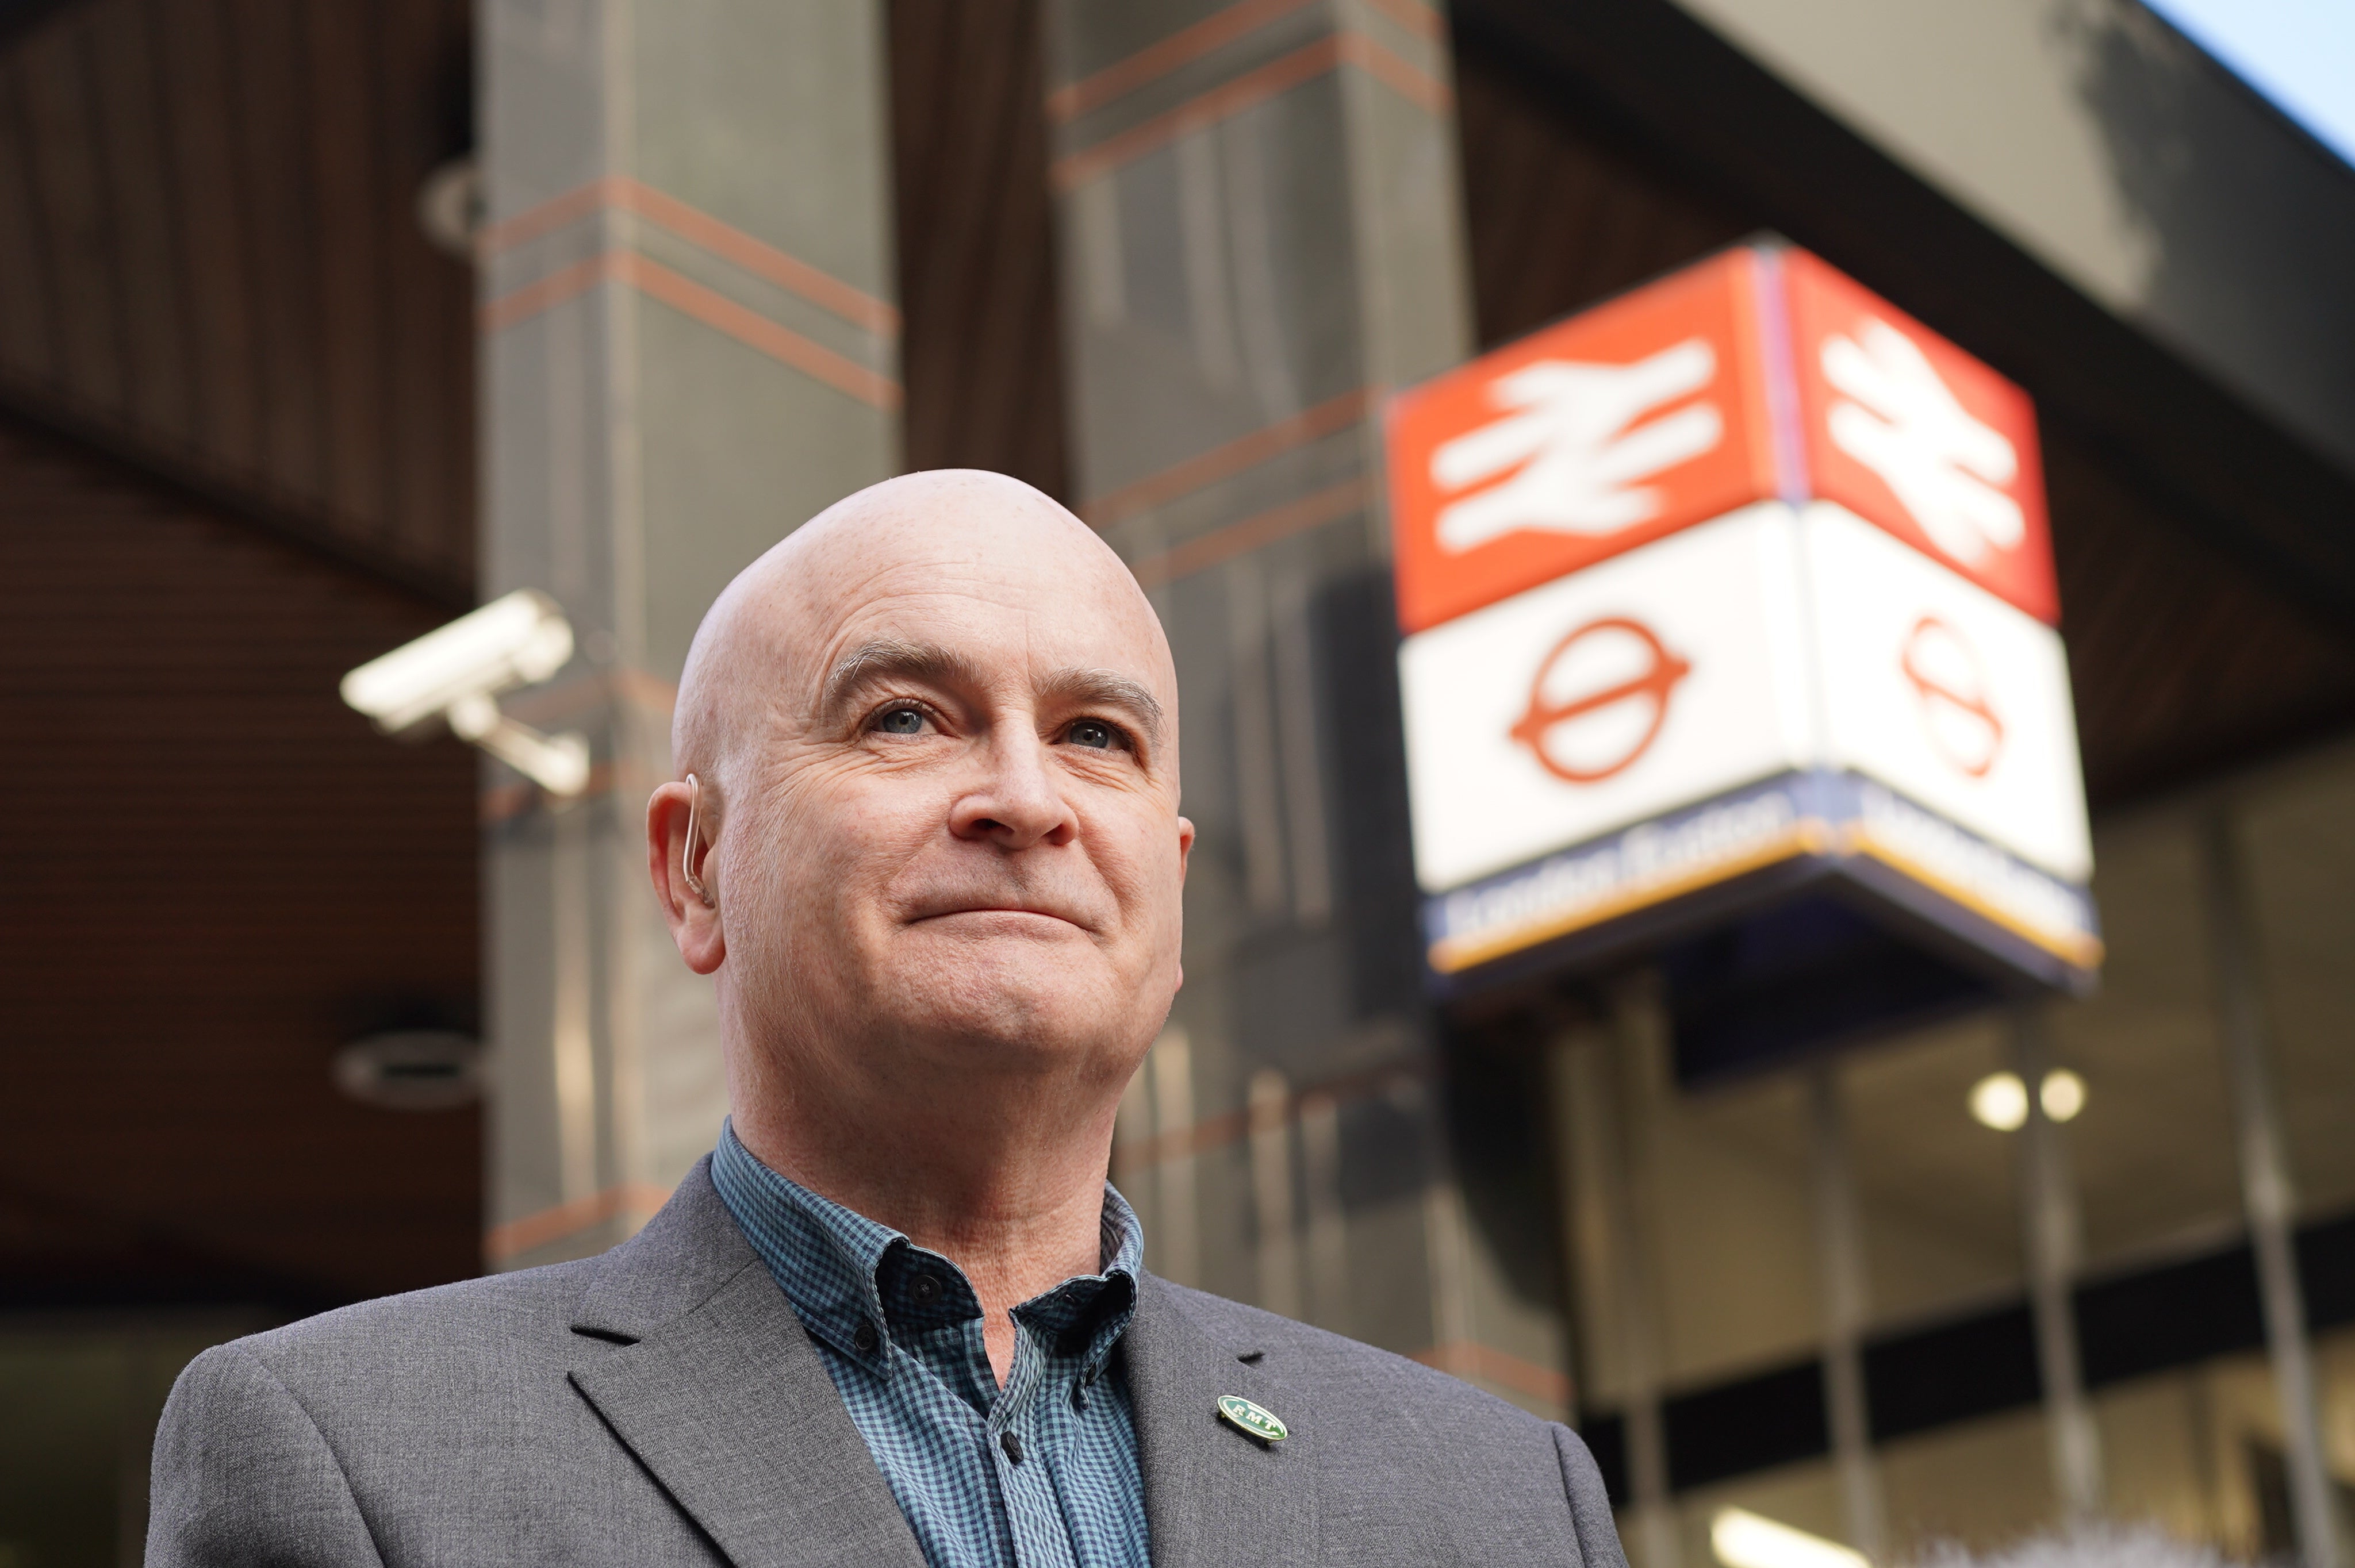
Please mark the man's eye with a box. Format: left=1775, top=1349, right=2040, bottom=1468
left=1067, top=719, right=1118, bottom=750
left=876, top=707, right=927, bottom=736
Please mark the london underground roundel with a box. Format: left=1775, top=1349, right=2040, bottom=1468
left=1509, top=616, right=1693, bottom=784
left=1900, top=614, right=2005, bottom=779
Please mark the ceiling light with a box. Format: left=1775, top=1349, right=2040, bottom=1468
left=1969, top=1069, right=2088, bottom=1131
left=1970, top=1071, right=2030, bottom=1131
left=1712, top=1508, right=1868, bottom=1568
left=2041, top=1067, right=2086, bottom=1123
left=333, top=1030, right=481, bottom=1110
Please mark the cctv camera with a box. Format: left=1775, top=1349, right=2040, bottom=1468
left=341, top=589, right=591, bottom=797
left=340, top=589, right=573, bottom=735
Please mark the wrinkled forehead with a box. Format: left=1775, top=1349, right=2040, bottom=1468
left=800, top=555, right=1163, bottom=685
left=762, top=506, right=1178, bottom=721
left=673, top=472, right=1181, bottom=771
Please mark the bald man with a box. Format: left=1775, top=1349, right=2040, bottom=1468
left=146, top=473, right=1626, bottom=1568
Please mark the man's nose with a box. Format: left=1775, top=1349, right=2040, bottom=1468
left=948, top=726, right=1077, bottom=850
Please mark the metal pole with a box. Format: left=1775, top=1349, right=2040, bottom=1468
left=1601, top=984, right=1680, bottom=1568
left=1808, top=1060, right=1888, bottom=1561
left=1541, top=1019, right=1589, bottom=1424
left=2011, top=1006, right=2104, bottom=1523
left=2201, top=807, right=2344, bottom=1568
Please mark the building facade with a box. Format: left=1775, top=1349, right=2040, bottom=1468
left=2, top=1, right=2353, bottom=1563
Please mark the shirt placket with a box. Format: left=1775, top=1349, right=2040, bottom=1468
left=989, top=1310, right=1081, bottom=1568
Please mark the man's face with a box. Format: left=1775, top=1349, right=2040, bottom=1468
left=714, top=508, right=1191, bottom=1105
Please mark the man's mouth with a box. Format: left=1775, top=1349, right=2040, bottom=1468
left=908, top=903, right=1088, bottom=931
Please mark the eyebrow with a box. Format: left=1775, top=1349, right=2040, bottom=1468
left=818, top=637, right=1166, bottom=750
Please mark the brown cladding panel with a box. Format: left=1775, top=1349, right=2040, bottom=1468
left=0, top=60, right=55, bottom=372
left=889, top=0, right=1070, bottom=501
left=225, top=0, right=329, bottom=508
left=0, top=0, right=475, bottom=594
left=13, top=25, right=122, bottom=411
left=1455, top=48, right=1751, bottom=347
left=377, top=0, right=475, bottom=571
left=2045, top=431, right=2355, bottom=801
left=304, top=0, right=390, bottom=535
left=0, top=415, right=482, bottom=1306
left=81, top=0, right=192, bottom=443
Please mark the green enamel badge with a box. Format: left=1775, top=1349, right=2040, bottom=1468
left=1217, top=1393, right=1288, bottom=1444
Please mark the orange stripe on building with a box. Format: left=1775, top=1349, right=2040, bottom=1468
left=1046, top=0, right=1318, bottom=123
left=1050, top=26, right=1450, bottom=192
left=1129, top=475, right=1368, bottom=587
left=480, top=175, right=897, bottom=336
left=481, top=250, right=901, bottom=410
left=478, top=179, right=610, bottom=255
left=624, top=253, right=901, bottom=409
left=1052, top=34, right=1341, bottom=191
left=479, top=252, right=613, bottom=333
left=617, top=179, right=899, bottom=336
left=1082, top=386, right=1370, bottom=528
left=1339, top=28, right=1451, bottom=113
left=484, top=1181, right=672, bottom=1264
left=1360, top=0, right=1443, bottom=43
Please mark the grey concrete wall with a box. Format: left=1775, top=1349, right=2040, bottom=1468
left=1666, top=0, right=2355, bottom=478
left=477, top=0, right=900, bottom=1268
left=1045, top=0, right=1574, bottom=1418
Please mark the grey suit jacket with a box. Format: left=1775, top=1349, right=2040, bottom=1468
left=148, top=1157, right=1627, bottom=1567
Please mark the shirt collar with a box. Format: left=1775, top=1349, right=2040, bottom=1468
left=709, top=1119, right=1144, bottom=1374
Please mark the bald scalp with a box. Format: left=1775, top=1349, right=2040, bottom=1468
left=670, top=469, right=1172, bottom=793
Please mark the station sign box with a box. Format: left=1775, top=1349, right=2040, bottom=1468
left=1384, top=243, right=2099, bottom=1064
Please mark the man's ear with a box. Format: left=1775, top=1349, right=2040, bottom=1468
left=647, top=778, right=726, bottom=975
left=1176, top=815, right=1196, bottom=884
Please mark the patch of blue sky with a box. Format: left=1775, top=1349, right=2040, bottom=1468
left=2141, top=0, right=2355, bottom=171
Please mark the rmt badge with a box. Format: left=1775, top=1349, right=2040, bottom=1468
left=1384, top=240, right=2097, bottom=1073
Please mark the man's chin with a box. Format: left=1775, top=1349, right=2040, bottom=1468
left=875, top=933, right=1132, bottom=1056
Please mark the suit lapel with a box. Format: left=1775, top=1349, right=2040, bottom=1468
left=565, top=1162, right=927, bottom=1568
left=1122, top=1274, right=1320, bottom=1568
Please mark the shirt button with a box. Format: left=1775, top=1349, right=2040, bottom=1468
left=1000, top=1431, right=1024, bottom=1464
left=1083, top=1362, right=1099, bottom=1386
left=911, top=1273, right=941, bottom=1305
left=853, top=1321, right=880, bottom=1354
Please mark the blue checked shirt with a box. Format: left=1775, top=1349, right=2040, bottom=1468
left=710, top=1123, right=1152, bottom=1568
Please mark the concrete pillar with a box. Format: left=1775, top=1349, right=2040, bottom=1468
left=1556, top=1004, right=1679, bottom=1568
left=1042, top=0, right=1570, bottom=1415
left=2202, top=807, right=2344, bottom=1568
left=2012, top=1005, right=2104, bottom=1524
left=1808, top=1061, right=1887, bottom=1561
left=474, top=0, right=900, bottom=1269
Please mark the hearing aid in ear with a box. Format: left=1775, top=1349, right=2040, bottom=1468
left=682, top=773, right=716, bottom=908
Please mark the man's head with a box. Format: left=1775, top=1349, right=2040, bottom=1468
left=647, top=471, right=1191, bottom=1160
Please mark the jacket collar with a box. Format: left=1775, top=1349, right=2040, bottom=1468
left=566, top=1157, right=929, bottom=1568
left=566, top=1157, right=1318, bottom=1568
